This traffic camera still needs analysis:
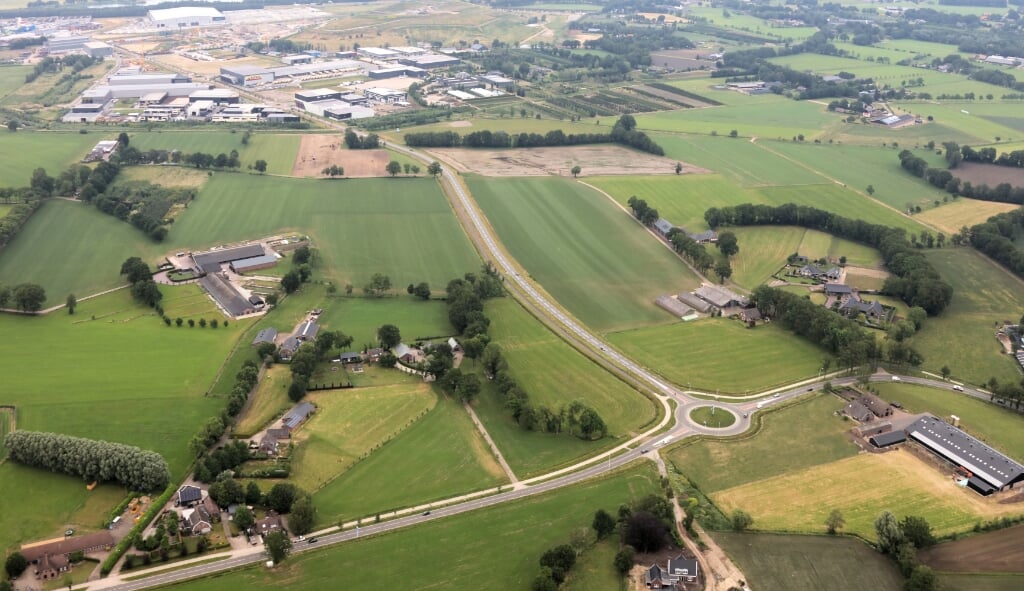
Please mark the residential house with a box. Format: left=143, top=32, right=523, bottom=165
left=394, top=343, right=415, bottom=363
left=337, top=351, right=362, bottom=364
left=824, top=283, right=853, bottom=298
left=21, top=531, right=115, bottom=580
left=177, top=484, right=203, bottom=507
left=686, top=229, right=717, bottom=244
left=844, top=400, right=875, bottom=423
left=278, top=336, right=302, bottom=360
left=255, top=513, right=285, bottom=537
left=739, top=308, right=762, bottom=324
left=645, top=555, right=700, bottom=588
left=365, top=347, right=384, bottom=362
left=860, top=392, right=893, bottom=418
left=798, top=264, right=842, bottom=281
left=839, top=296, right=885, bottom=322
left=181, top=506, right=213, bottom=535
left=35, top=554, right=69, bottom=580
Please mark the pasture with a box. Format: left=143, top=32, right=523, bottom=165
left=129, top=132, right=300, bottom=176
left=912, top=248, right=1024, bottom=385
left=0, top=132, right=103, bottom=187
left=713, top=452, right=1024, bottom=540
left=608, top=320, right=830, bottom=394
left=563, top=537, right=622, bottom=591
left=714, top=533, right=903, bottom=591
left=174, top=464, right=661, bottom=591
left=667, top=394, right=856, bottom=493
left=635, top=100, right=838, bottom=141
left=920, top=525, right=1024, bottom=574
left=871, top=384, right=1024, bottom=461
left=650, top=133, right=828, bottom=186
left=316, top=297, right=454, bottom=350
left=0, top=65, right=31, bottom=101
left=312, top=392, right=507, bottom=522
left=234, top=366, right=292, bottom=438
left=468, top=175, right=701, bottom=332
left=915, top=198, right=1019, bottom=236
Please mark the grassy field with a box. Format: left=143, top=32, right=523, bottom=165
left=234, top=366, right=293, bottom=438
left=315, top=296, right=454, bottom=349
left=649, top=133, right=829, bottom=186
left=0, top=407, right=11, bottom=460
left=0, top=132, right=105, bottom=187
left=563, top=536, right=623, bottom=591
left=312, top=392, right=507, bottom=522
left=667, top=394, right=856, bottom=493
left=635, top=94, right=838, bottom=139
left=871, top=383, right=1024, bottom=462
left=607, top=319, right=832, bottom=394
left=689, top=406, right=736, bottom=429
left=714, top=533, right=904, bottom=591
left=714, top=452, right=1024, bottom=540
left=469, top=175, right=701, bottom=332
left=915, top=198, right=1020, bottom=235
left=129, top=132, right=301, bottom=176
left=0, top=65, right=31, bottom=101
left=920, top=525, right=1024, bottom=574
left=117, top=166, right=211, bottom=189
left=753, top=184, right=922, bottom=233
left=939, top=574, right=1024, bottom=591
left=912, top=248, right=1024, bottom=385
left=175, top=464, right=661, bottom=591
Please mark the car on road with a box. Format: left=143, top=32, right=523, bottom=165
left=952, top=385, right=964, bottom=392
left=422, top=511, right=431, bottom=516
left=296, top=536, right=305, bottom=542
left=891, top=401, right=903, bottom=409
left=640, top=448, right=649, bottom=454
left=891, top=375, right=901, bottom=382
left=772, top=393, right=780, bottom=398
left=307, top=537, right=318, bottom=544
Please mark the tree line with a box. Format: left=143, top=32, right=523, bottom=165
left=4, top=430, right=170, bottom=491
left=899, top=148, right=1024, bottom=205
left=705, top=203, right=954, bottom=315
left=344, top=129, right=380, bottom=150
left=967, top=208, right=1024, bottom=280
left=25, top=54, right=96, bottom=83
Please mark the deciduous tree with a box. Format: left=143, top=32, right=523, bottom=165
left=233, top=505, right=255, bottom=531
left=378, top=324, right=402, bottom=349
left=66, top=293, right=76, bottom=315
left=264, top=531, right=292, bottom=564
left=289, top=495, right=316, bottom=535
left=427, top=161, right=442, bottom=177
left=825, top=509, right=845, bottom=534
left=5, top=552, right=28, bottom=579
left=386, top=160, right=402, bottom=177
left=592, top=509, right=616, bottom=539
left=12, top=283, right=46, bottom=312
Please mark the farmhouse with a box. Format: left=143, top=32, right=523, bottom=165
left=177, top=484, right=203, bottom=507
left=844, top=400, right=875, bottom=423
left=823, top=283, right=853, bottom=298
left=281, top=402, right=315, bottom=431
left=644, top=555, right=700, bottom=587
left=181, top=506, right=213, bottom=535
left=192, top=244, right=268, bottom=274
left=797, top=264, right=841, bottom=281
left=860, top=392, right=893, bottom=418
left=252, top=328, right=278, bottom=346
left=739, top=307, right=762, bottom=323
left=338, top=351, right=362, bottom=364
left=694, top=284, right=749, bottom=309
left=279, top=336, right=302, bottom=360
left=839, top=296, right=885, bottom=322
left=21, top=532, right=114, bottom=580
left=394, top=343, right=415, bottom=363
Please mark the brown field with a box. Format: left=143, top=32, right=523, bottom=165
left=119, top=166, right=210, bottom=188
left=426, top=145, right=707, bottom=177
left=649, top=48, right=716, bottom=71
left=915, top=198, right=1019, bottom=235
left=920, top=525, right=1024, bottom=573
left=291, top=136, right=390, bottom=178
left=953, top=163, right=1024, bottom=189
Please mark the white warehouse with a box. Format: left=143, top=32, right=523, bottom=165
left=148, top=7, right=227, bottom=29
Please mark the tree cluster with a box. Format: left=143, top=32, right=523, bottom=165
left=344, top=129, right=380, bottom=150
left=874, top=511, right=939, bottom=591
left=967, top=208, right=1024, bottom=280
left=194, top=440, right=250, bottom=484
left=0, top=198, right=41, bottom=248
left=705, top=204, right=953, bottom=315
left=900, top=148, right=1024, bottom=205
left=4, top=430, right=170, bottom=491
left=24, top=54, right=96, bottom=83
left=0, top=282, right=46, bottom=312
left=626, top=195, right=660, bottom=226
left=120, top=257, right=163, bottom=309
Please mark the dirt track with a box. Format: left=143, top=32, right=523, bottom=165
left=426, top=145, right=707, bottom=177
left=292, top=135, right=391, bottom=177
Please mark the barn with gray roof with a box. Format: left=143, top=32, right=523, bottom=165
left=907, top=416, right=1024, bottom=495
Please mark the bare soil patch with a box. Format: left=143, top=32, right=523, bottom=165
left=292, top=136, right=390, bottom=178
left=427, top=145, right=708, bottom=177
left=919, top=525, right=1024, bottom=573
left=953, top=162, right=1024, bottom=188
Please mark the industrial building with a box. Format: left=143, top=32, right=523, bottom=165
left=229, top=254, right=279, bottom=274
left=389, top=46, right=426, bottom=56
left=368, top=66, right=425, bottom=79
left=189, top=89, right=240, bottom=104
left=45, top=35, right=90, bottom=54
left=109, top=72, right=191, bottom=86
left=148, top=7, right=227, bottom=29
left=88, top=83, right=212, bottom=100
left=62, top=102, right=107, bottom=123
left=363, top=87, right=408, bottom=103
left=81, top=88, right=112, bottom=104
left=399, top=54, right=461, bottom=69
left=357, top=47, right=399, bottom=60
left=268, top=59, right=363, bottom=81
left=219, top=65, right=274, bottom=87
left=281, top=54, right=312, bottom=65
left=83, top=41, right=113, bottom=59
left=478, top=72, right=515, bottom=89
left=323, top=105, right=374, bottom=121
left=295, top=88, right=342, bottom=105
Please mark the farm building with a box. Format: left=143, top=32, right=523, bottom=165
left=229, top=254, right=278, bottom=274
left=21, top=532, right=114, bottom=580
left=199, top=273, right=255, bottom=317
left=686, top=229, right=718, bottom=243
left=677, top=291, right=714, bottom=314
left=364, top=87, right=408, bottom=103
left=656, top=295, right=695, bottom=319
left=281, top=402, right=315, bottom=431
left=653, top=218, right=674, bottom=236
left=177, top=484, right=203, bottom=507
left=859, top=392, right=893, bottom=418
left=694, top=284, right=749, bottom=309
left=870, top=429, right=908, bottom=448
left=824, top=283, right=853, bottom=298
left=844, top=400, right=874, bottom=423
left=252, top=328, right=278, bottom=347
left=148, top=7, right=226, bottom=28
left=295, top=320, right=319, bottom=342
left=907, top=416, right=1024, bottom=495
left=394, top=343, right=415, bottom=363
left=192, top=244, right=267, bottom=274
left=337, top=352, right=362, bottom=364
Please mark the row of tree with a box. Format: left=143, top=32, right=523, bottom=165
left=705, top=204, right=954, bottom=315
left=344, top=129, right=380, bottom=150
left=404, top=129, right=617, bottom=149
left=901, top=149, right=1024, bottom=205
left=0, top=199, right=40, bottom=248
left=25, top=54, right=96, bottom=83
left=967, top=208, right=1024, bottom=280
left=4, top=431, right=170, bottom=491
left=120, top=257, right=162, bottom=308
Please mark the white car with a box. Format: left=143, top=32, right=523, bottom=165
left=952, top=385, right=964, bottom=392
left=891, top=376, right=901, bottom=382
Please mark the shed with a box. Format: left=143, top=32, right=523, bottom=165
left=870, top=430, right=907, bottom=448
left=252, top=328, right=278, bottom=346
left=338, top=352, right=361, bottom=364
left=653, top=218, right=674, bottom=236
left=677, top=291, right=713, bottom=314
left=281, top=402, right=315, bottom=430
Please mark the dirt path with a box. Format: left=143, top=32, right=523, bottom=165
left=464, top=401, right=519, bottom=486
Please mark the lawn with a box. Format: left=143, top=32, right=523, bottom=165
left=607, top=319, right=832, bottom=394
left=315, top=296, right=454, bottom=350
left=871, top=383, right=1024, bottom=462
left=469, top=175, right=701, bottom=332
left=689, top=406, right=736, bottom=428
left=128, top=132, right=300, bottom=176
left=714, top=533, right=904, bottom=591
left=713, top=452, right=1024, bottom=540
left=667, top=394, right=856, bottom=493
left=0, top=132, right=105, bottom=187
left=234, top=366, right=293, bottom=438
left=172, top=463, right=661, bottom=591
left=312, top=392, right=507, bottom=522
left=916, top=198, right=1020, bottom=236
left=912, top=248, right=1024, bottom=385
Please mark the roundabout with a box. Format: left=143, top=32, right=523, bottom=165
left=688, top=405, right=738, bottom=429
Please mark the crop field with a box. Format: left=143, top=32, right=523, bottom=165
left=588, top=174, right=754, bottom=231
left=167, top=174, right=481, bottom=292
left=117, top=166, right=211, bottom=189
left=920, top=525, right=1024, bottom=574
left=912, top=248, right=1024, bottom=385
left=312, top=392, right=507, bottom=522
left=650, top=134, right=829, bottom=186
left=898, top=104, right=1019, bottom=145
left=608, top=319, right=831, bottom=394
left=914, top=198, right=1019, bottom=235
left=635, top=100, right=838, bottom=140
left=0, top=65, right=31, bottom=101
left=949, top=162, right=1024, bottom=188
left=668, top=394, right=855, bottom=493
left=658, top=77, right=788, bottom=108
left=871, top=384, right=1024, bottom=461
left=129, top=132, right=300, bottom=176
left=714, top=533, right=903, bottom=591
left=233, top=366, right=293, bottom=438
left=939, top=574, right=1024, bottom=591
left=316, top=297, right=454, bottom=350
left=468, top=175, right=701, bottom=332
left=713, top=452, right=1024, bottom=540
left=0, top=132, right=104, bottom=187
left=290, top=382, right=437, bottom=493
left=175, top=463, right=660, bottom=591
left=0, top=199, right=165, bottom=302
left=753, top=184, right=923, bottom=233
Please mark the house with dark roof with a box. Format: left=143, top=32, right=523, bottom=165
left=337, top=351, right=361, bottom=364
left=653, top=218, right=675, bottom=237
left=860, top=392, right=893, bottom=418
left=677, top=291, right=713, bottom=314
left=870, top=430, right=908, bottom=448
left=21, top=532, right=114, bottom=580
left=182, top=506, right=213, bottom=535
left=295, top=320, right=319, bottom=342
left=644, top=555, right=700, bottom=587
left=797, top=263, right=824, bottom=278
left=394, top=343, right=414, bottom=363
left=252, top=327, right=277, bottom=346
left=192, top=244, right=267, bottom=274
left=279, top=336, right=302, bottom=360
left=694, top=284, right=749, bottom=309
left=365, top=347, right=384, bottom=362
left=255, top=513, right=285, bottom=537
left=686, top=229, right=718, bottom=244
left=845, top=400, right=874, bottom=423
left=177, top=484, right=203, bottom=507
left=824, top=283, right=853, bottom=298
left=739, top=308, right=762, bottom=324
left=908, top=416, right=1024, bottom=495
left=840, top=297, right=885, bottom=322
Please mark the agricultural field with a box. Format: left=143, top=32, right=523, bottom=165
left=117, top=166, right=211, bottom=189
left=915, top=198, right=1019, bottom=236
left=950, top=162, right=1024, bottom=188
left=607, top=319, right=831, bottom=394
left=667, top=394, right=856, bottom=493
left=649, top=133, right=829, bottom=186
left=713, top=452, right=1023, bottom=540
left=714, top=533, right=904, bottom=591
left=919, top=525, right=1024, bottom=574
left=315, top=297, right=454, bottom=350
left=175, top=464, right=661, bottom=591
left=468, top=175, right=701, bottom=332
left=128, top=132, right=301, bottom=176
left=895, top=104, right=1021, bottom=145
left=233, top=366, right=293, bottom=438
left=939, top=574, right=1024, bottom=591
left=0, top=132, right=103, bottom=187
left=871, top=384, right=1024, bottom=462
left=635, top=99, right=838, bottom=140
left=752, top=184, right=922, bottom=233
left=312, top=392, right=507, bottom=522
left=0, top=65, right=31, bottom=101
left=912, top=248, right=1024, bottom=385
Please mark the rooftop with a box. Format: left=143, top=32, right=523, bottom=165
left=281, top=402, right=315, bottom=428
left=908, top=416, right=1024, bottom=489
left=192, top=244, right=266, bottom=273
left=252, top=327, right=278, bottom=346
left=694, top=284, right=749, bottom=308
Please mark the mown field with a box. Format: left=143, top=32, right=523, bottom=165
left=0, top=65, right=31, bottom=101
left=0, top=132, right=104, bottom=187
left=668, top=394, right=856, bottom=493
left=912, top=248, right=1024, bottom=385
left=315, top=296, right=454, bottom=350
left=871, top=384, right=1024, bottom=461
left=635, top=93, right=838, bottom=139
left=234, top=366, right=292, bottom=438
left=129, top=132, right=301, bottom=176
left=714, top=451, right=1024, bottom=540
left=312, top=392, right=507, bottom=522
left=469, top=175, right=700, bottom=332
left=607, top=319, right=830, bottom=394
left=715, top=533, right=904, bottom=591
left=174, top=464, right=661, bottom=591
left=915, top=198, right=1019, bottom=236
left=0, top=287, right=247, bottom=551
left=919, top=525, right=1024, bottom=574
left=473, top=298, right=656, bottom=476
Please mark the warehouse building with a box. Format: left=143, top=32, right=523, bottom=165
left=192, top=244, right=267, bottom=274
left=220, top=65, right=274, bottom=87
left=268, top=59, right=363, bottom=81
left=339, top=93, right=369, bottom=106
left=399, top=54, right=461, bottom=69
left=189, top=89, right=239, bottom=104
left=363, top=87, right=408, bottom=103
left=230, top=254, right=279, bottom=274
left=81, top=87, right=112, bottom=104
left=45, top=35, right=90, bottom=54
left=357, top=47, right=399, bottom=60
left=88, top=83, right=212, bottom=100
left=62, top=102, right=107, bottom=123
left=109, top=72, right=191, bottom=86
left=295, top=88, right=342, bottom=105
left=84, top=41, right=113, bottom=59
left=281, top=54, right=312, bottom=65
left=148, top=7, right=227, bottom=29
left=324, top=105, right=374, bottom=121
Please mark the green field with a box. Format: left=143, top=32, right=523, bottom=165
left=607, top=319, right=832, bottom=394
left=715, top=533, right=903, bottom=591
left=651, top=133, right=829, bottom=186
left=234, top=366, right=294, bottom=438
left=635, top=99, right=838, bottom=140
left=469, top=175, right=701, bottom=332
left=316, top=296, right=454, bottom=349
left=871, top=384, right=1024, bottom=462
left=129, top=132, right=300, bottom=176
left=312, top=392, right=506, bottom=521
left=912, top=248, right=1024, bottom=385
left=472, top=298, right=656, bottom=476
left=668, top=394, right=856, bottom=494
left=0, top=132, right=105, bottom=187
left=0, top=65, right=31, bottom=101
left=727, top=226, right=879, bottom=289
left=174, top=464, right=661, bottom=591
left=563, top=536, right=624, bottom=591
